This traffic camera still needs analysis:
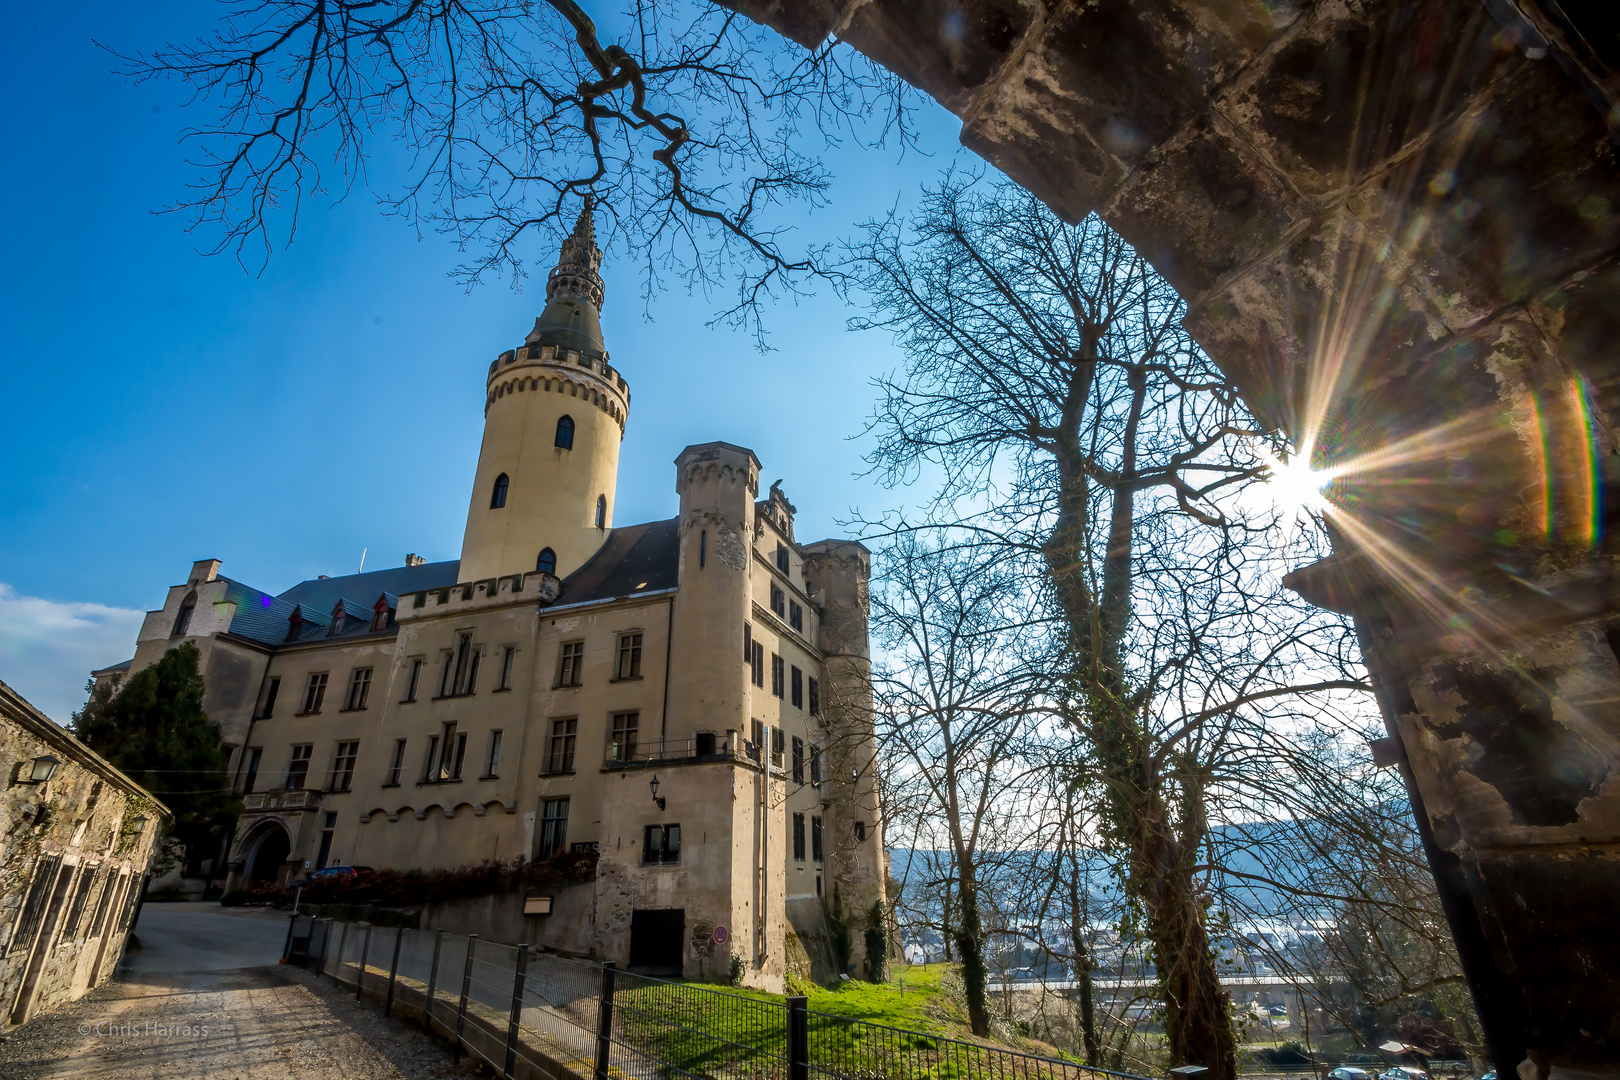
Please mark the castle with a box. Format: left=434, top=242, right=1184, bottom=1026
left=94, top=205, right=886, bottom=987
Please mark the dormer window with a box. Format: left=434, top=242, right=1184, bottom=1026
left=371, top=596, right=396, bottom=632
left=555, top=415, right=575, bottom=450
left=328, top=601, right=349, bottom=637
left=490, top=472, right=509, bottom=509
left=536, top=548, right=557, bottom=576
left=171, top=591, right=197, bottom=637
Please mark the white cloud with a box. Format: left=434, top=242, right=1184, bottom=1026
left=0, top=584, right=144, bottom=725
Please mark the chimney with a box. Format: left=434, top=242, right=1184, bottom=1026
left=405, top=553, right=426, bottom=567
left=190, top=559, right=222, bottom=584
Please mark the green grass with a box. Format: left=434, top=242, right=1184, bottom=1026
left=612, top=965, right=1079, bottom=1080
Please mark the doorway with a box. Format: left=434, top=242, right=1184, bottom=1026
left=245, top=826, right=292, bottom=885
left=628, top=908, right=685, bottom=977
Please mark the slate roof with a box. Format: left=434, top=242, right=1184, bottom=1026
left=554, top=517, right=680, bottom=607
left=214, top=522, right=678, bottom=650
left=224, top=560, right=461, bottom=646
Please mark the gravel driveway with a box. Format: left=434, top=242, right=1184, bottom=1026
left=0, top=905, right=481, bottom=1080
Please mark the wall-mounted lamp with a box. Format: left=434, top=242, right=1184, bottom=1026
left=130, top=815, right=149, bottom=835
left=649, top=774, right=666, bottom=812
left=25, top=755, right=60, bottom=784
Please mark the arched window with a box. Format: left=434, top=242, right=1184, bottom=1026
left=490, top=472, right=509, bottom=509
left=596, top=494, right=607, bottom=529
left=171, top=591, right=197, bottom=637
left=555, top=415, right=575, bottom=450
left=536, top=548, right=557, bottom=576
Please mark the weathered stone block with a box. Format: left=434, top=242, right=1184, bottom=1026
left=839, top=0, right=1043, bottom=113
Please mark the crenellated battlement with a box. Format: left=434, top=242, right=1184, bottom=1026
left=396, top=569, right=560, bottom=622
left=484, top=343, right=630, bottom=431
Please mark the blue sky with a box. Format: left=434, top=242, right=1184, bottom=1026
left=0, top=3, right=966, bottom=720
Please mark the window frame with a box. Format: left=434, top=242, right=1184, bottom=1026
left=614, top=632, right=643, bottom=681
left=345, top=668, right=373, bottom=711
left=770, top=584, right=786, bottom=617
left=285, top=744, right=314, bottom=791
left=809, top=677, right=820, bottom=717
left=255, top=676, right=281, bottom=719
left=490, top=472, right=510, bottom=509
left=300, top=672, right=329, bottom=715
left=497, top=645, right=516, bottom=691
left=791, top=666, right=803, bottom=709
left=384, top=738, right=407, bottom=787
left=792, top=812, right=806, bottom=861
left=789, top=600, right=802, bottom=632
left=792, top=736, right=804, bottom=783
left=404, top=658, right=423, bottom=703
left=483, top=730, right=504, bottom=779
left=556, top=640, right=585, bottom=688
left=537, top=797, right=571, bottom=861
left=642, top=823, right=682, bottom=866
left=536, top=548, right=557, bottom=575
left=771, top=654, right=785, bottom=699
left=330, top=741, right=359, bottom=791
left=555, top=414, right=575, bottom=450
left=546, top=717, right=578, bottom=775
left=610, top=711, right=640, bottom=763
left=812, top=815, right=825, bottom=862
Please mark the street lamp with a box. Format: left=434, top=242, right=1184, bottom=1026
left=25, top=755, right=60, bottom=784
left=649, top=774, right=666, bottom=811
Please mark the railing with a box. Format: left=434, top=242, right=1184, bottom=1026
left=284, top=916, right=1154, bottom=1080
left=604, top=737, right=747, bottom=768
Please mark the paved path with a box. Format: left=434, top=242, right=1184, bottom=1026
left=0, top=904, right=481, bottom=1080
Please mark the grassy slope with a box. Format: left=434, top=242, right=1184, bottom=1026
left=615, top=964, right=1084, bottom=1078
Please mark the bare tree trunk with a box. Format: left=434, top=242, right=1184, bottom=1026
left=954, top=853, right=992, bottom=1037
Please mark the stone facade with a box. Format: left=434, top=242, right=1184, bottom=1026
left=716, top=0, right=1619, bottom=1070
left=1, top=679, right=166, bottom=1027
left=102, top=209, right=885, bottom=991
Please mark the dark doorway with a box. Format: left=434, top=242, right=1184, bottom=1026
left=246, top=827, right=291, bottom=885
left=628, top=908, right=685, bottom=976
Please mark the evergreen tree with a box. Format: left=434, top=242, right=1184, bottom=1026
left=73, top=643, right=238, bottom=865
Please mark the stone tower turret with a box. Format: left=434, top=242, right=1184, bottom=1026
left=459, top=201, right=631, bottom=581
left=666, top=442, right=761, bottom=743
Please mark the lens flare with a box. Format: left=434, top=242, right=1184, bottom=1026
left=1257, top=446, right=1331, bottom=516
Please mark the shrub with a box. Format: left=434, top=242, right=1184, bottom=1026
left=259, top=853, right=599, bottom=908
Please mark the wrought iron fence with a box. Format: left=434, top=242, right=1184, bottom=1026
left=283, top=915, right=1153, bottom=1080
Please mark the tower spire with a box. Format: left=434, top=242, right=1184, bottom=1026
left=546, top=195, right=604, bottom=311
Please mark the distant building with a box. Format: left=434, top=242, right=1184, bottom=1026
left=96, top=205, right=886, bottom=988
left=0, top=678, right=166, bottom=1025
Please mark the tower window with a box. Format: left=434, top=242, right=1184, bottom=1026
left=596, top=494, right=607, bottom=529
left=490, top=472, right=509, bottom=509
left=537, top=548, right=557, bottom=576
left=171, top=591, right=197, bottom=637
left=555, top=415, right=575, bottom=449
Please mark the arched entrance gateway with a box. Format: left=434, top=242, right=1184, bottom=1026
left=241, top=824, right=291, bottom=887
left=720, top=0, right=1618, bottom=1074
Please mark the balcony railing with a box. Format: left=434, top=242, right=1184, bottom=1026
left=241, top=789, right=322, bottom=811
left=603, top=735, right=752, bottom=768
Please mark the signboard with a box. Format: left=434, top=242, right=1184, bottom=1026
left=713, top=925, right=729, bottom=945
left=524, top=895, right=554, bottom=915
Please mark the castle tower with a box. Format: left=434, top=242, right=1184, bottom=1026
left=459, top=202, right=631, bottom=581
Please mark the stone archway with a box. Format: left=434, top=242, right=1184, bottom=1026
left=719, top=0, right=1620, bottom=1071
left=242, top=824, right=292, bottom=887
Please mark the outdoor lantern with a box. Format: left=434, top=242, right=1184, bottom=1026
left=130, top=815, right=148, bottom=834
left=27, top=755, right=60, bottom=783
left=649, top=774, right=666, bottom=811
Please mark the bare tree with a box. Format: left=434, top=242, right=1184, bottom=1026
left=121, top=0, right=917, bottom=335
left=872, top=535, right=1044, bottom=1037
left=849, top=172, right=1372, bottom=1078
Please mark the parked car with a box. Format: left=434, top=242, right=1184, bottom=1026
left=1327, top=1069, right=1375, bottom=1080
left=1267, top=1004, right=1289, bottom=1016
left=292, top=865, right=374, bottom=887
left=1379, top=1068, right=1431, bottom=1080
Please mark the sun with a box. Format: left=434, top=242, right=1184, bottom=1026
left=1257, top=446, right=1330, bottom=515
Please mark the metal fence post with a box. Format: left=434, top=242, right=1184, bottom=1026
left=357, top=922, right=374, bottom=1001
left=593, top=961, right=617, bottom=1080
left=454, top=934, right=478, bottom=1063
left=385, top=927, right=405, bottom=1016
left=282, top=913, right=298, bottom=962
left=787, top=995, right=809, bottom=1080
left=334, top=921, right=350, bottom=983
left=504, top=945, right=530, bottom=1080
left=424, top=929, right=445, bottom=1033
